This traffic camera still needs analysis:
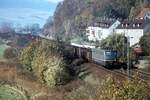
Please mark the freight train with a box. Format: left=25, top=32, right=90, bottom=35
left=37, top=35, right=118, bottom=67
left=72, top=44, right=118, bottom=67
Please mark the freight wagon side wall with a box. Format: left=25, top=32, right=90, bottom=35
left=91, top=48, right=106, bottom=66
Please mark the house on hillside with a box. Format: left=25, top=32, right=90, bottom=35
left=136, top=8, right=150, bottom=19
left=116, top=19, right=150, bottom=46
left=86, top=18, right=120, bottom=41
left=86, top=18, right=150, bottom=46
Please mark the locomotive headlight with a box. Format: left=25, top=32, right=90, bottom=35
left=106, top=51, right=111, bottom=55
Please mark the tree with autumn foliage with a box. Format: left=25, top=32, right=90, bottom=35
left=20, top=41, right=40, bottom=71
left=139, top=35, right=150, bottom=55
left=20, top=40, right=71, bottom=87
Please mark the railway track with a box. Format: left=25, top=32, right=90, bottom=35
left=89, top=63, right=150, bottom=83
left=132, top=69, right=150, bottom=82
left=89, top=63, right=128, bottom=81
left=112, top=68, right=150, bottom=83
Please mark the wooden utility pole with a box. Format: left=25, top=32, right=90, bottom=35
left=127, top=36, right=130, bottom=80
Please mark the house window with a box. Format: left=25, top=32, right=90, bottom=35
left=86, top=30, right=90, bottom=34
left=92, top=31, right=95, bottom=37
left=87, top=30, right=89, bottom=33
left=107, top=24, right=109, bottom=27
left=124, top=24, right=126, bottom=27
left=94, top=23, right=99, bottom=27
left=98, top=30, right=102, bottom=38
left=126, top=24, right=129, bottom=27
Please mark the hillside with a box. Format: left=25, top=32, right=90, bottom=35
left=43, top=0, right=150, bottom=41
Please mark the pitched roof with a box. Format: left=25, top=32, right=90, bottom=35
left=136, top=8, right=150, bottom=19
left=117, top=19, right=150, bottom=29
left=92, top=17, right=117, bottom=28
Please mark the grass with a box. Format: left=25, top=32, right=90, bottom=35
left=0, top=85, right=27, bottom=100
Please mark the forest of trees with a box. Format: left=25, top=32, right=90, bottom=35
left=0, top=22, right=41, bottom=35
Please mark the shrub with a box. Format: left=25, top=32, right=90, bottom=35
left=16, top=37, right=29, bottom=47
left=69, top=76, right=150, bottom=100
left=3, top=47, right=18, bottom=59
left=43, top=56, right=70, bottom=87
left=19, top=41, right=40, bottom=71
left=97, top=77, right=150, bottom=100
left=20, top=40, right=71, bottom=87
left=144, top=58, right=150, bottom=72
left=139, top=35, right=150, bottom=55
left=31, top=51, right=47, bottom=82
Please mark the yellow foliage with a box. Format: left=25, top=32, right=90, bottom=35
left=20, top=40, right=70, bottom=87
left=69, top=76, right=150, bottom=100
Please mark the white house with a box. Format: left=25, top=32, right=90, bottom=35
left=86, top=26, right=110, bottom=41
left=116, top=19, right=150, bottom=46
left=86, top=18, right=150, bottom=47
left=86, top=18, right=120, bottom=41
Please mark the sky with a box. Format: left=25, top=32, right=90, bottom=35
left=0, top=0, right=63, bottom=27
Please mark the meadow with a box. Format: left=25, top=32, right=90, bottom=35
left=0, top=85, right=27, bottom=100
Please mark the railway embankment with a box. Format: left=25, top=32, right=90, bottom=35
left=82, top=63, right=127, bottom=84
left=82, top=63, right=150, bottom=84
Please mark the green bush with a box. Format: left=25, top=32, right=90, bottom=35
left=0, top=85, right=28, bottom=100
left=139, top=35, right=150, bottom=55
left=16, top=37, right=29, bottom=47
left=3, top=47, right=18, bottom=59
left=144, top=59, right=150, bottom=72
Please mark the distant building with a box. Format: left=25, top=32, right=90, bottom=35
left=136, top=8, right=150, bottom=20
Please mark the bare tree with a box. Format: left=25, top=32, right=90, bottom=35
left=0, top=22, right=14, bottom=33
